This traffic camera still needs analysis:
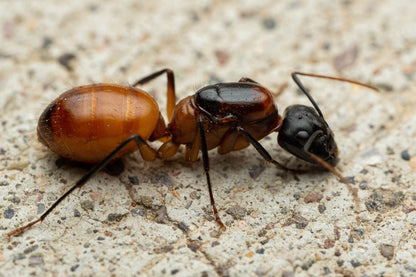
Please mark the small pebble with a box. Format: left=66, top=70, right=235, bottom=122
left=128, top=176, right=139, bottom=185
left=74, top=209, right=81, bottom=217
left=379, top=244, right=394, bottom=260
left=304, top=193, right=323, bottom=203
left=4, top=208, right=15, bottom=219
left=23, top=245, right=38, bottom=254
left=350, top=259, right=362, bottom=267
left=401, top=150, right=410, bottom=161
left=29, top=254, right=44, bottom=266
left=37, top=203, right=46, bottom=214
left=107, top=213, right=124, bottom=222
left=262, top=17, right=276, bottom=29
left=81, top=200, right=94, bottom=211
left=359, top=180, right=368, bottom=190
left=318, top=204, right=326, bottom=213
left=301, top=259, right=315, bottom=270
left=13, top=254, right=26, bottom=262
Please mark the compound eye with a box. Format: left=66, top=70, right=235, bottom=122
left=295, top=130, right=309, bottom=143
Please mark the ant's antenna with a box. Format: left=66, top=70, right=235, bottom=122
left=291, top=72, right=379, bottom=119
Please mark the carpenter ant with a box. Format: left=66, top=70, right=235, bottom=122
left=7, top=69, right=378, bottom=237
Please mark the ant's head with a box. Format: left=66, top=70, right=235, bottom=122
left=276, top=72, right=378, bottom=169
left=277, top=104, right=339, bottom=166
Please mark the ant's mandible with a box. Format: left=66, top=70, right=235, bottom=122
left=7, top=69, right=378, bottom=237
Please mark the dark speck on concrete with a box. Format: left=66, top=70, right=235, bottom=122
left=71, top=264, right=80, bottom=272
left=154, top=206, right=169, bottom=224
left=248, top=164, right=265, bottom=179
left=58, top=52, right=76, bottom=71
left=379, top=244, right=394, bottom=260
left=74, top=209, right=81, bottom=217
left=262, top=17, right=277, bottom=29
left=359, top=180, right=368, bottom=190
left=304, top=193, right=323, bottom=203
left=171, top=269, right=179, bottom=275
left=350, top=259, right=362, bottom=267
left=301, top=259, right=315, bottom=270
left=9, top=196, right=20, bottom=204
left=211, top=241, right=220, bottom=247
left=42, top=36, right=53, bottom=48
left=189, top=191, right=200, bottom=200
left=323, top=267, right=331, bottom=275
left=128, top=176, right=139, bottom=185
left=29, top=254, right=44, bottom=266
left=324, top=238, right=335, bottom=249
left=178, top=222, right=189, bottom=232
left=107, top=213, right=125, bottom=222
left=4, top=208, right=15, bottom=219
left=24, top=245, right=39, bottom=254
left=376, top=82, right=393, bottom=92
left=366, top=190, right=404, bottom=213
left=318, top=204, right=326, bottom=213
left=187, top=241, right=201, bottom=252
left=13, top=254, right=26, bottom=262
left=37, top=203, right=46, bottom=214
left=345, top=176, right=355, bottom=184
left=150, top=172, right=175, bottom=188
left=401, top=149, right=411, bottom=161
left=385, top=191, right=404, bottom=207
left=258, top=229, right=267, bottom=237
left=81, top=200, right=94, bottom=211
left=256, top=248, right=265, bottom=254
left=131, top=207, right=145, bottom=217
left=365, top=200, right=379, bottom=212
left=226, top=205, right=247, bottom=220
left=283, top=213, right=309, bottom=229
left=260, top=239, right=269, bottom=245
left=404, top=265, right=416, bottom=273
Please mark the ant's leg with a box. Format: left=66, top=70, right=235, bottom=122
left=132, top=69, right=176, bottom=120
left=236, top=127, right=302, bottom=172
left=184, top=131, right=201, bottom=163
left=197, top=116, right=226, bottom=230
left=7, top=134, right=156, bottom=237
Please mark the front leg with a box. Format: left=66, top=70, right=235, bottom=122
left=197, top=116, right=226, bottom=230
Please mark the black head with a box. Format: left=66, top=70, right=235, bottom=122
left=277, top=104, right=339, bottom=166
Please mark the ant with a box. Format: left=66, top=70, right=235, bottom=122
left=7, top=69, right=378, bottom=237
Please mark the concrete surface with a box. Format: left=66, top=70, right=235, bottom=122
left=1, top=0, right=416, bottom=276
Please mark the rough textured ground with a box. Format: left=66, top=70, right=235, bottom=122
left=1, top=0, right=416, bottom=276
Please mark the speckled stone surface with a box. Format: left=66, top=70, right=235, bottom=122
left=1, top=1, right=416, bottom=276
